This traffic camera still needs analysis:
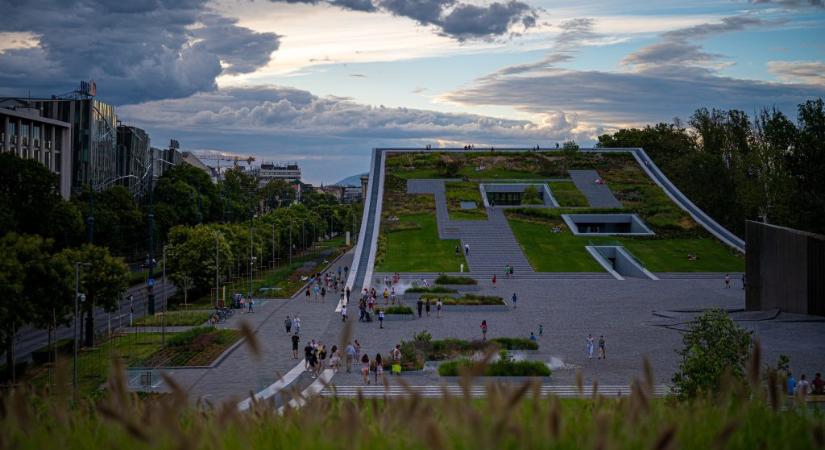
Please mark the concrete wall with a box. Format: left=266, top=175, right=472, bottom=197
left=746, top=221, right=825, bottom=316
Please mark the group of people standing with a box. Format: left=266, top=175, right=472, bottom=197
left=586, top=334, right=607, bottom=359
left=343, top=341, right=403, bottom=385
left=304, top=266, right=351, bottom=303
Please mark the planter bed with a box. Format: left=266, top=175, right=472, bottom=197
left=434, top=275, right=477, bottom=285
left=437, top=357, right=551, bottom=377
left=378, top=306, right=415, bottom=321
left=132, top=327, right=241, bottom=368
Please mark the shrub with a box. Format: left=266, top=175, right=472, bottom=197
left=442, top=294, right=504, bottom=305
left=435, top=275, right=477, bottom=285
left=672, top=309, right=752, bottom=400
left=438, top=357, right=551, bottom=377
left=404, top=286, right=457, bottom=294
left=383, top=305, right=413, bottom=315
left=490, top=337, right=539, bottom=350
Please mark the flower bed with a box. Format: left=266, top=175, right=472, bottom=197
left=435, top=275, right=477, bottom=285
left=418, top=293, right=505, bottom=306
left=134, top=327, right=241, bottom=367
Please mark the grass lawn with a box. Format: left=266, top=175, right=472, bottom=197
left=375, top=213, right=466, bottom=272
left=445, top=181, right=487, bottom=220
left=24, top=333, right=165, bottom=395
left=509, top=218, right=744, bottom=272
left=509, top=218, right=604, bottom=272
left=548, top=181, right=588, bottom=207
left=134, top=310, right=211, bottom=326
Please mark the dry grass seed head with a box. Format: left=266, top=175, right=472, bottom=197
left=239, top=320, right=261, bottom=360
left=811, top=423, right=824, bottom=449
left=643, top=357, right=655, bottom=395
left=653, top=424, right=677, bottom=450
left=713, top=419, right=740, bottom=450
left=766, top=370, right=781, bottom=412
left=576, top=369, right=584, bottom=397
left=548, top=396, right=562, bottom=439
left=748, top=339, right=762, bottom=388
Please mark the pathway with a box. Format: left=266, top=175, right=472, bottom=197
left=568, top=169, right=622, bottom=208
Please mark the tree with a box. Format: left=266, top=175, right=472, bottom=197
left=55, top=245, right=130, bottom=346
left=672, top=309, right=752, bottom=399
left=436, top=156, right=463, bottom=178
left=259, top=179, right=295, bottom=211
left=561, top=140, right=579, bottom=173
left=166, top=225, right=233, bottom=301
left=0, top=153, right=83, bottom=248
left=521, top=185, right=541, bottom=205
left=73, top=185, right=144, bottom=256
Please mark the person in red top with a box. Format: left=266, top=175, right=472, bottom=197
left=492, top=274, right=496, bottom=287
left=480, top=320, right=488, bottom=341
left=813, top=373, right=825, bottom=395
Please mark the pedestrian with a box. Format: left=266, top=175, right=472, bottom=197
left=321, top=286, right=326, bottom=302
left=291, top=333, right=300, bottom=359
left=529, top=332, right=537, bottom=342
left=391, top=345, right=402, bottom=375
left=425, top=298, right=431, bottom=317
left=308, top=346, right=319, bottom=379
left=304, top=342, right=313, bottom=369
left=390, top=287, right=397, bottom=304
left=510, top=264, right=514, bottom=277
left=741, top=274, right=746, bottom=290
left=247, top=298, right=254, bottom=313
left=318, top=344, right=327, bottom=374
left=355, top=339, right=361, bottom=361
left=361, top=354, right=371, bottom=385
left=285, top=315, right=292, bottom=334
left=293, top=316, right=301, bottom=335
left=455, top=244, right=460, bottom=256
left=492, top=274, right=496, bottom=287
left=512, top=292, right=517, bottom=309
left=329, top=345, right=341, bottom=371
left=812, top=373, right=824, bottom=395
left=436, top=298, right=443, bottom=318
left=796, top=374, right=811, bottom=397
left=464, top=243, right=469, bottom=255
left=306, top=285, right=311, bottom=299
left=587, top=334, right=594, bottom=359
left=383, top=288, right=389, bottom=304
left=598, top=335, right=606, bottom=359
left=417, top=298, right=423, bottom=318
left=505, top=263, right=510, bottom=279
left=481, top=320, right=488, bottom=341
left=724, top=273, right=731, bottom=288
left=341, top=304, right=348, bottom=322
left=539, top=324, right=543, bottom=337
left=787, top=372, right=797, bottom=395
left=378, top=309, right=385, bottom=328
left=345, top=342, right=356, bottom=373
left=374, top=353, right=384, bottom=384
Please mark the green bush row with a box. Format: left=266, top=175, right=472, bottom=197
left=434, top=275, right=478, bottom=285
left=438, top=358, right=551, bottom=377
left=404, top=286, right=458, bottom=294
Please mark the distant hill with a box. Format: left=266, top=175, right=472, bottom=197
left=335, top=173, right=367, bottom=187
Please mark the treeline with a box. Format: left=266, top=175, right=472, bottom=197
left=0, top=153, right=361, bottom=375
left=598, top=98, right=825, bottom=236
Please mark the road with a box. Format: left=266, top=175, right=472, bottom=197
left=9, top=280, right=177, bottom=362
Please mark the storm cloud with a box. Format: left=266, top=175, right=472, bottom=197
left=0, top=0, right=280, bottom=104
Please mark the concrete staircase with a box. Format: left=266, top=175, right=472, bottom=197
left=456, top=208, right=534, bottom=278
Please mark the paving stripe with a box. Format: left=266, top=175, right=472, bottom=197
left=320, top=385, right=671, bottom=398
left=237, top=359, right=307, bottom=411
left=277, top=369, right=335, bottom=413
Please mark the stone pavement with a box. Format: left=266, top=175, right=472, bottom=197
left=147, top=250, right=355, bottom=403
left=568, top=170, right=622, bottom=208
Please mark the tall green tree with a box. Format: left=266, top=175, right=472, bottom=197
left=55, top=245, right=130, bottom=346
left=672, top=309, right=752, bottom=399
left=788, top=99, right=825, bottom=233
left=0, top=153, right=83, bottom=248
left=166, top=225, right=233, bottom=302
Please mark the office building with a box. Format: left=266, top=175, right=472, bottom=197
left=116, top=125, right=150, bottom=195
left=255, top=162, right=301, bottom=187
left=0, top=103, right=73, bottom=199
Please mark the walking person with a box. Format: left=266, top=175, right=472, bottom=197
left=304, top=342, right=313, bottom=369
left=341, top=304, right=348, bottom=322
left=355, top=340, right=362, bottom=361
left=247, top=298, right=254, bottom=313
left=378, top=309, right=385, bottom=329
left=361, top=354, right=371, bottom=385
left=481, top=320, right=488, bottom=341
left=724, top=273, right=731, bottom=289
left=741, top=274, right=746, bottom=290
left=586, top=334, right=595, bottom=359
left=529, top=332, right=537, bottom=342
left=391, top=345, right=402, bottom=375
left=321, top=286, right=326, bottom=302
left=492, top=274, right=496, bottom=288
left=464, top=243, right=470, bottom=256
left=305, top=286, right=311, bottom=300
left=417, top=298, right=423, bottom=318
left=598, top=335, right=606, bottom=359
left=539, top=324, right=543, bottom=337
left=511, top=292, right=517, bottom=309
left=425, top=298, right=431, bottom=317
left=345, top=342, right=356, bottom=373
left=291, top=333, right=300, bottom=359
left=374, top=353, right=384, bottom=384
left=436, top=298, right=443, bottom=318
left=285, top=315, right=292, bottom=334
left=293, top=316, right=301, bottom=335
left=505, top=263, right=510, bottom=279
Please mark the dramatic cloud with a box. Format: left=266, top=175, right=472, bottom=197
left=493, top=18, right=597, bottom=76
left=119, top=85, right=579, bottom=182
left=749, top=0, right=823, bottom=8
left=444, top=15, right=825, bottom=126
left=768, top=60, right=825, bottom=85
left=622, top=16, right=764, bottom=70
left=270, top=0, right=538, bottom=40
left=0, top=0, right=279, bottom=104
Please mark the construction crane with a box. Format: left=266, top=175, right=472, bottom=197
left=191, top=152, right=256, bottom=180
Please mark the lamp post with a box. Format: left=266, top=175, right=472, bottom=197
left=289, top=220, right=293, bottom=265
left=215, top=232, right=221, bottom=308
left=161, top=246, right=167, bottom=346
left=271, top=223, right=275, bottom=267
left=73, top=261, right=91, bottom=394
left=249, top=211, right=254, bottom=301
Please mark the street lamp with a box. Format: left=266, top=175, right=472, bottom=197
left=73, top=261, right=91, bottom=394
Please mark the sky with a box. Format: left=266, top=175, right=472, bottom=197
left=1, top=0, right=824, bottom=184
